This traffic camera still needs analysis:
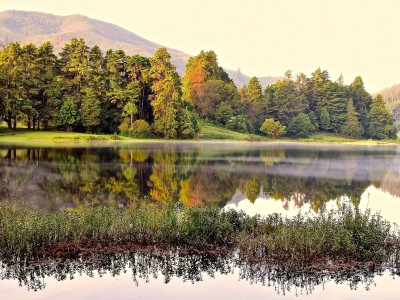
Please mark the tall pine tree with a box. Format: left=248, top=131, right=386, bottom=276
left=150, top=48, right=181, bottom=139
left=367, top=94, right=396, bottom=139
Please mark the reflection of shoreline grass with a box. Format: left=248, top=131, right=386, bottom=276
left=0, top=202, right=399, bottom=271
left=0, top=126, right=398, bottom=146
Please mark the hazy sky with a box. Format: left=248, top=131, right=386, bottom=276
left=2, top=0, right=400, bottom=92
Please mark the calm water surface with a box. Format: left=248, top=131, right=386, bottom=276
left=1, top=142, right=400, bottom=298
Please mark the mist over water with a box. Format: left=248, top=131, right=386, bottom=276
left=1, top=142, right=400, bottom=297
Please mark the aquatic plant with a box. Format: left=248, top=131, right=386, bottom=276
left=0, top=201, right=398, bottom=271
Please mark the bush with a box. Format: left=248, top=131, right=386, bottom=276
left=260, top=118, right=286, bottom=140
left=118, top=118, right=130, bottom=134
left=178, top=107, right=200, bottom=139
left=131, top=120, right=151, bottom=136
left=119, top=119, right=151, bottom=138
left=215, top=102, right=234, bottom=125
left=287, top=113, right=315, bottom=137
left=226, top=115, right=249, bottom=133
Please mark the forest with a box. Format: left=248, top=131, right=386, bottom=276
left=0, top=38, right=397, bottom=140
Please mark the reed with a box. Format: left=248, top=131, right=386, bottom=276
left=0, top=202, right=398, bottom=270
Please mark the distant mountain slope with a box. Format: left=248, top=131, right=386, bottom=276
left=379, top=83, right=400, bottom=129
left=0, top=10, right=279, bottom=88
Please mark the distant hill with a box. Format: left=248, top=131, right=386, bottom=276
left=379, top=83, right=400, bottom=129
left=0, top=10, right=279, bottom=88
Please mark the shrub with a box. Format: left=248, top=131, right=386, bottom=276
left=287, top=113, right=314, bottom=137
left=260, top=118, right=286, bottom=140
left=226, top=115, right=249, bottom=133
left=118, top=118, right=130, bottom=134
left=131, top=120, right=151, bottom=137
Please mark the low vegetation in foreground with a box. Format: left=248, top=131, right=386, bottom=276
left=0, top=202, right=399, bottom=271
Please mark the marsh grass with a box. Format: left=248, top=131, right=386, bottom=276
left=238, top=207, right=400, bottom=269
left=0, top=202, right=398, bottom=270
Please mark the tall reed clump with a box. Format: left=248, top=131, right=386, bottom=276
left=237, top=205, right=400, bottom=268
left=0, top=201, right=399, bottom=269
left=0, top=202, right=250, bottom=259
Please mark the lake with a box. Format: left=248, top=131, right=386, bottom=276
left=0, top=141, right=399, bottom=298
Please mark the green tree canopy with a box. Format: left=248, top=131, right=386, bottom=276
left=260, top=118, right=286, bottom=140
left=319, top=107, right=332, bottom=131
left=340, top=99, right=364, bottom=139
left=81, top=88, right=101, bottom=132
left=247, top=76, right=262, bottom=105
left=367, top=94, right=396, bottom=139
left=58, top=98, right=79, bottom=132
left=287, top=113, right=314, bottom=137
left=150, top=48, right=181, bottom=139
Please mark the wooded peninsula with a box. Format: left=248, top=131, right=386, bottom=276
left=0, top=38, right=397, bottom=140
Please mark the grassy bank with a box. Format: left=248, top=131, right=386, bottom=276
left=0, top=130, right=141, bottom=147
left=0, top=202, right=399, bottom=270
left=198, top=122, right=263, bottom=141
left=0, top=126, right=398, bottom=145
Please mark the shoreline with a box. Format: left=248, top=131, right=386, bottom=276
left=0, top=130, right=399, bottom=147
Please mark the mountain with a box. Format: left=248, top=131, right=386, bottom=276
left=0, top=10, right=279, bottom=88
left=379, top=83, right=400, bottom=129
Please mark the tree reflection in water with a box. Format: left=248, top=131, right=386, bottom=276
left=0, top=251, right=390, bottom=294
left=1, top=143, right=399, bottom=213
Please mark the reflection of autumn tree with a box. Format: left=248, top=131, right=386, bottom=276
left=149, top=152, right=178, bottom=202
left=179, top=178, right=202, bottom=206
left=245, top=177, right=260, bottom=204
left=380, top=170, right=400, bottom=198
left=105, top=165, right=139, bottom=206
left=118, top=149, right=150, bottom=165
left=180, top=168, right=239, bottom=206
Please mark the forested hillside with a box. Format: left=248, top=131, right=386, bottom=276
left=0, top=10, right=279, bottom=89
left=0, top=39, right=397, bottom=140
left=380, top=83, right=400, bottom=129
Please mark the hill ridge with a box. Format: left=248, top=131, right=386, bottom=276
left=0, top=10, right=279, bottom=88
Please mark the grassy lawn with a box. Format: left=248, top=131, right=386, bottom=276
left=0, top=122, right=398, bottom=145
left=0, top=130, right=136, bottom=146
left=295, top=132, right=400, bottom=145
left=198, top=122, right=264, bottom=141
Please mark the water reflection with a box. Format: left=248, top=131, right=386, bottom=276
left=0, top=251, right=394, bottom=295
left=0, top=143, right=400, bottom=219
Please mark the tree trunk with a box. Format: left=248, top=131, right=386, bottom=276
left=33, top=116, right=36, bottom=129
left=13, top=117, right=17, bottom=129
left=27, top=119, right=31, bottom=129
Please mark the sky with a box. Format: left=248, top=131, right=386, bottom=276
left=2, top=0, right=400, bottom=92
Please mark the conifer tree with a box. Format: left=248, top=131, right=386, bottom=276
left=247, top=76, right=262, bottom=104
left=367, top=94, right=396, bottom=139
left=350, top=76, right=373, bottom=131
left=150, top=48, right=181, bottom=139
left=319, top=107, right=332, bottom=131
left=58, top=98, right=79, bottom=132
left=81, top=88, right=101, bottom=132
left=340, top=99, right=364, bottom=138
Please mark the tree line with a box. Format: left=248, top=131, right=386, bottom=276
left=0, top=38, right=397, bottom=139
